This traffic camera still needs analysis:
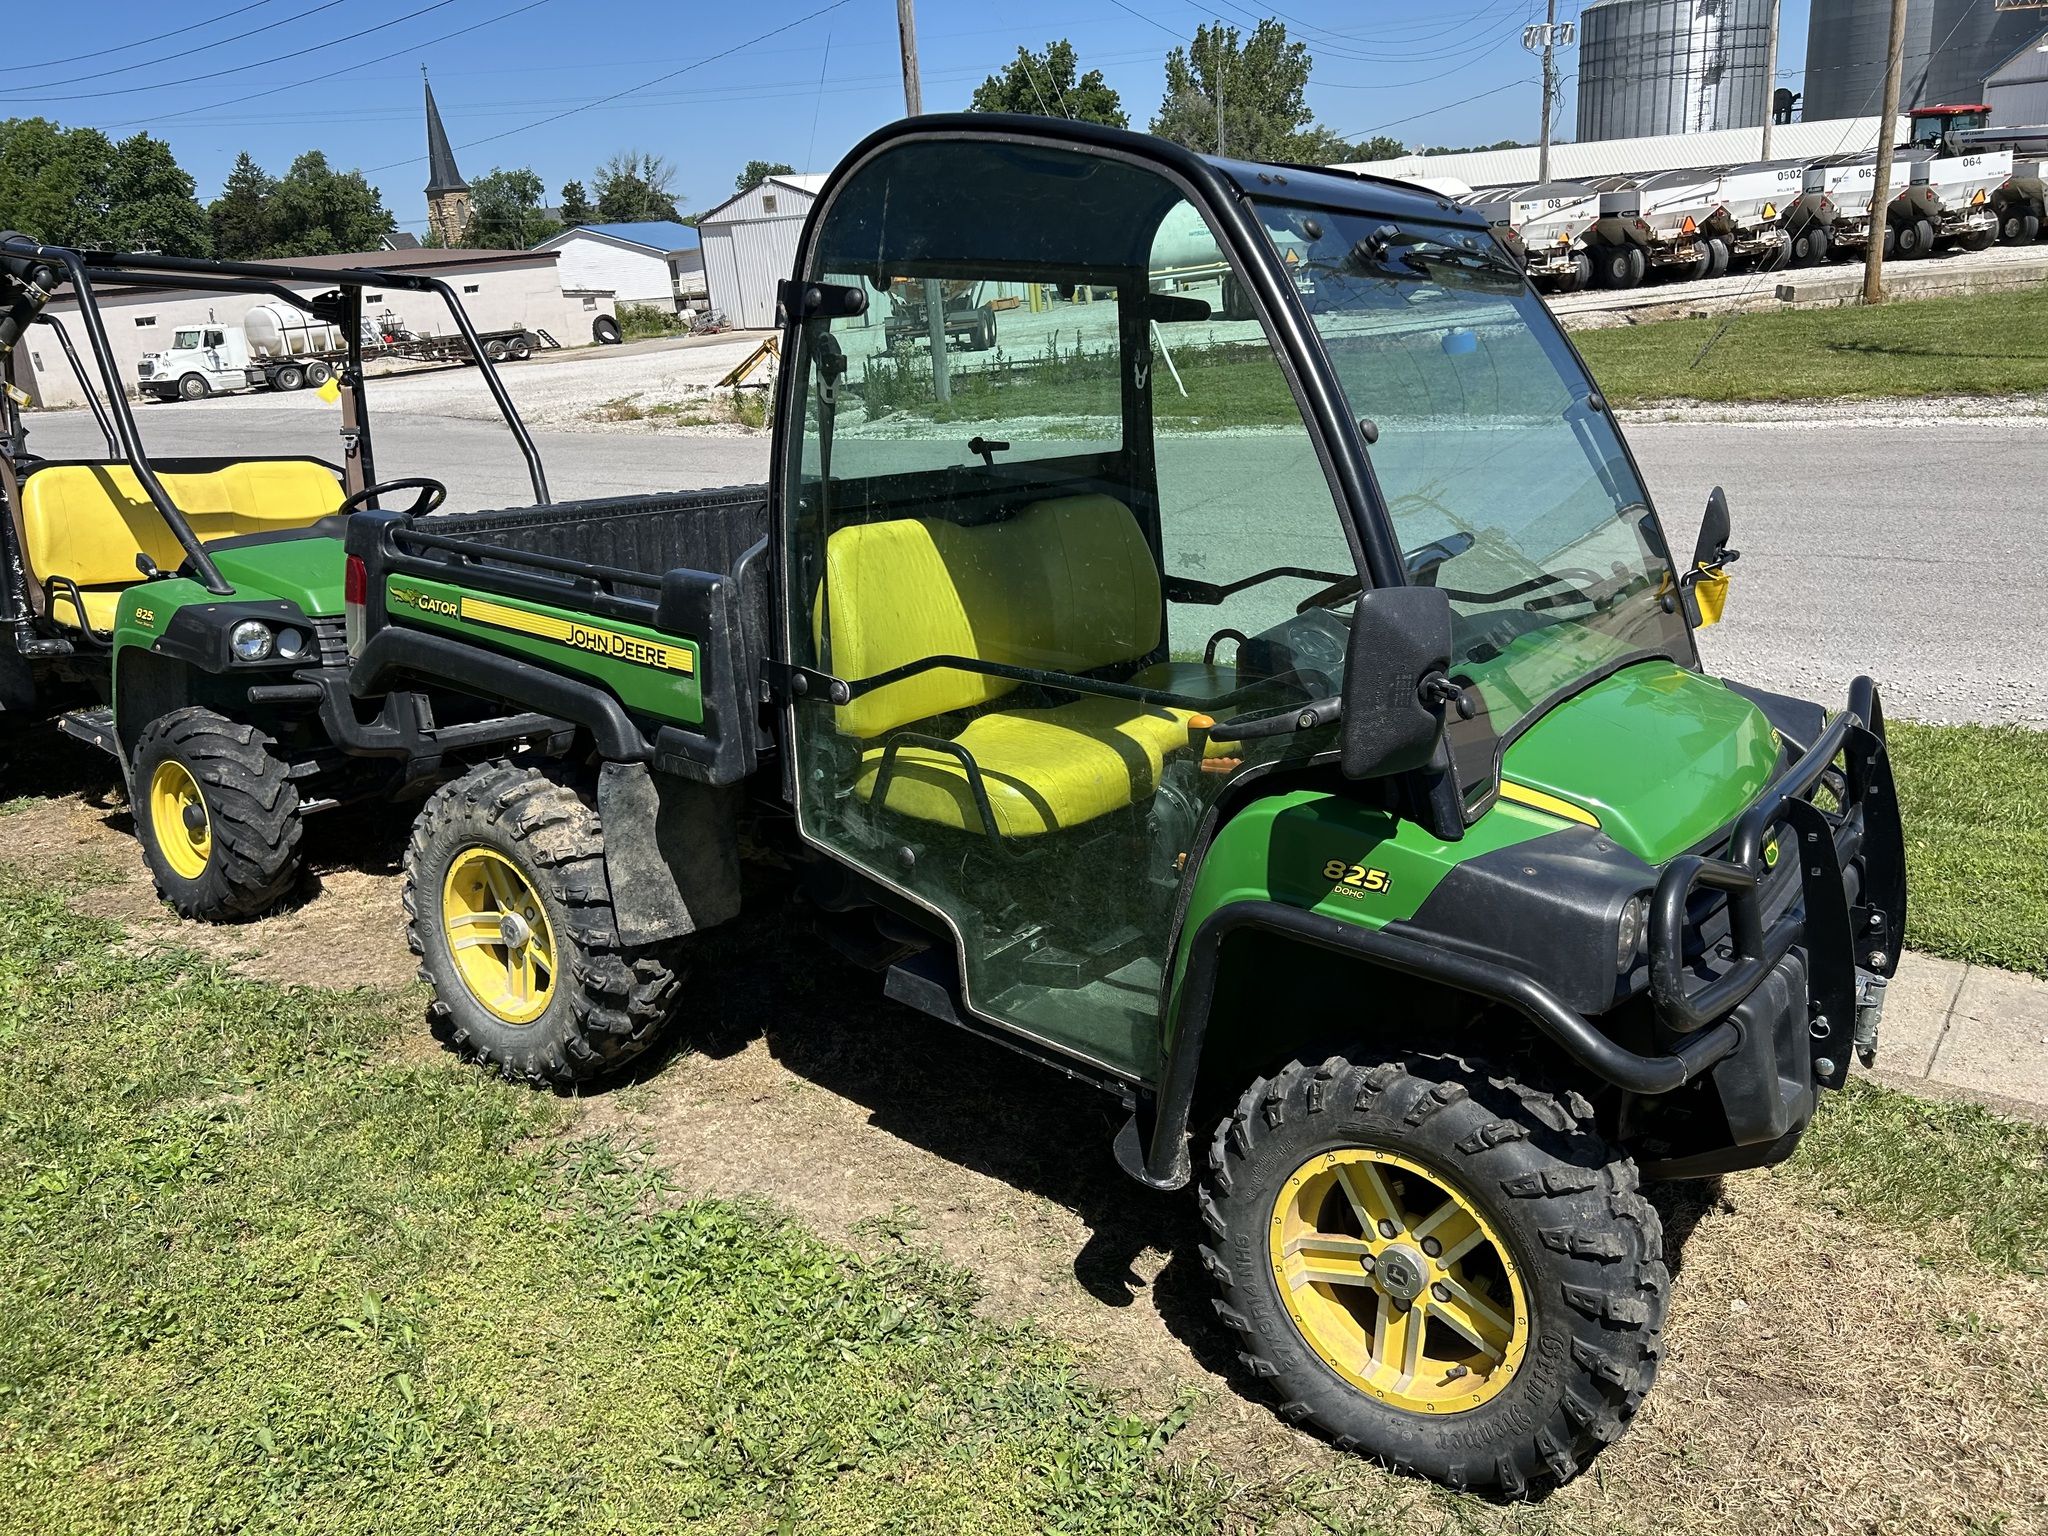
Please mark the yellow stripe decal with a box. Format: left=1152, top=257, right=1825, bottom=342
left=1497, top=780, right=1601, bottom=828
left=457, top=596, right=695, bottom=675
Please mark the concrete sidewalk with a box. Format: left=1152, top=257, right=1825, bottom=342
left=1860, top=952, right=2048, bottom=1122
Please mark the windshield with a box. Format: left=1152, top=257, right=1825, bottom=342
left=173, top=329, right=202, bottom=349
left=1255, top=200, right=1693, bottom=805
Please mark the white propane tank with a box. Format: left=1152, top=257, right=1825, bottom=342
left=243, top=303, right=347, bottom=359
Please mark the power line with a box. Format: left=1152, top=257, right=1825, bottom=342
left=0, top=0, right=281, bottom=75
left=103, top=0, right=553, bottom=132
left=366, top=0, right=858, bottom=174
left=1336, top=76, right=1538, bottom=139
left=0, top=0, right=350, bottom=96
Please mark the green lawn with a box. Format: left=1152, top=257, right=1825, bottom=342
left=0, top=870, right=1222, bottom=1536
left=1574, top=287, right=2048, bottom=405
left=1886, top=721, right=2048, bottom=976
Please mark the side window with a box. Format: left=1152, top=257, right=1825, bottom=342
left=203, top=330, right=224, bottom=347
left=1145, top=204, right=1355, bottom=699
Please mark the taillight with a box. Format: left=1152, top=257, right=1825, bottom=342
left=344, top=554, right=368, bottom=658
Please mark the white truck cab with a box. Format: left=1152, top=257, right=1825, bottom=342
left=138, top=325, right=251, bottom=402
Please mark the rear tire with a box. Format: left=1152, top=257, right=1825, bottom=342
left=274, top=364, right=305, bottom=391
left=2026, top=212, right=2043, bottom=243
left=510, top=334, right=533, bottom=360
left=1201, top=1051, right=1666, bottom=1496
left=593, top=315, right=622, bottom=345
left=132, top=707, right=302, bottom=921
left=405, top=762, right=684, bottom=1087
left=1591, top=243, right=1635, bottom=289
left=303, top=359, right=332, bottom=386
left=1706, top=236, right=1730, bottom=277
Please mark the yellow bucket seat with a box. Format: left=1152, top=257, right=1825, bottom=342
left=818, top=495, right=1200, bottom=837
left=17, top=459, right=344, bottom=631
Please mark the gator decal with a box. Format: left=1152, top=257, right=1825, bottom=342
left=386, top=573, right=704, bottom=726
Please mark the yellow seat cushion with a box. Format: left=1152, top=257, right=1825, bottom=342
left=817, top=495, right=1164, bottom=740
left=19, top=460, right=343, bottom=627
left=855, top=695, right=1191, bottom=837
left=47, top=588, right=127, bottom=633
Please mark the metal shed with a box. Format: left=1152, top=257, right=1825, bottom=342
left=1986, top=25, right=2048, bottom=127
left=697, top=174, right=825, bottom=330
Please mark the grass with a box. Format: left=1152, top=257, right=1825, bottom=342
left=0, top=869, right=1226, bottom=1536
left=1885, top=721, right=2048, bottom=976
left=615, top=302, right=691, bottom=342
left=1574, top=287, right=2048, bottom=406
left=1792, top=1078, right=2048, bottom=1274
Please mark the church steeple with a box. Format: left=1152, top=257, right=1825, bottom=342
left=422, top=67, right=472, bottom=246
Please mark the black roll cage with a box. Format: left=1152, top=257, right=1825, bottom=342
left=0, top=237, right=549, bottom=599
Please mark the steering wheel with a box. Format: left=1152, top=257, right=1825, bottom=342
left=335, top=477, right=447, bottom=517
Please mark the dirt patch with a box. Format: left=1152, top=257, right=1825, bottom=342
left=4, top=738, right=2041, bottom=1533
left=0, top=719, right=415, bottom=990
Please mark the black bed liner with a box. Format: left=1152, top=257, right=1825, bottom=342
left=422, top=484, right=770, bottom=585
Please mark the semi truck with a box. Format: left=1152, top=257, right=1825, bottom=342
left=338, top=115, right=1904, bottom=1496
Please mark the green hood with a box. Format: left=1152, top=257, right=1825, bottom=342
left=208, top=535, right=346, bottom=617
left=1497, top=662, right=1779, bottom=865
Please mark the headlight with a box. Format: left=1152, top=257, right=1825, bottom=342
left=229, top=620, right=275, bottom=662
left=274, top=627, right=307, bottom=660
left=1616, top=893, right=1648, bottom=973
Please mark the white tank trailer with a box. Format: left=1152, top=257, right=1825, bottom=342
left=1783, top=145, right=2008, bottom=261
left=239, top=303, right=356, bottom=392
left=1478, top=182, right=1608, bottom=292
left=1626, top=160, right=1810, bottom=273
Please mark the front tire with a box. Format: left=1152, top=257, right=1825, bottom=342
left=404, top=762, right=683, bottom=1087
left=1201, top=1052, right=1666, bottom=1496
left=177, top=373, right=210, bottom=401
left=132, top=707, right=302, bottom=921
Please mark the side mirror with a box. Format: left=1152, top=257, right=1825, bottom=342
left=1340, top=586, right=1455, bottom=780
left=1693, top=486, right=1732, bottom=570
left=1144, top=292, right=1211, bottom=323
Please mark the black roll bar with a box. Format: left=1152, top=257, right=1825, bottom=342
left=33, top=315, right=115, bottom=457
left=3, top=237, right=232, bottom=594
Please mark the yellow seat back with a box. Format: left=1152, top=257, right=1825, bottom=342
left=817, top=494, right=1162, bottom=739
left=18, top=460, right=344, bottom=593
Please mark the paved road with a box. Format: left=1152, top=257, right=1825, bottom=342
left=24, top=400, right=2046, bottom=725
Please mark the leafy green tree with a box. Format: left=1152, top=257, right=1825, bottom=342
left=735, top=158, right=794, bottom=193
left=465, top=165, right=559, bottom=249
left=208, top=151, right=275, bottom=259
left=0, top=118, right=209, bottom=254
left=970, top=40, right=1126, bottom=127
left=558, top=179, right=595, bottom=224
left=1150, top=20, right=1361, bottom=163
left=262, top=151, right=396, bottom=256
left=593, top=150, right=681, bottom=222
left=1418, top=138, right=1531, bottom=157
left=1351, top=135, right=1407, bottom=162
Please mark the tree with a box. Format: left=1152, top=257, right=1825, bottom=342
left=1350, top=135, right=1406, bottom=162
left=1149, top=20, right=1361, bottom=164
left=1418, top=138, right=1531, bottom=157
left=558, top=179, right=595, bottom=224
left=593, top=149, right=681, bottom=222
left=465, top=165, right=559, bottom=249
left=970, top=40, right=1126, bottom=127
left=209, top=151, right=275, bottom=259
left=735, top=158, right=794, bottom=193
left=259, top=151, right=395, bottom=257
left=0, top=118, right=209, bottom=255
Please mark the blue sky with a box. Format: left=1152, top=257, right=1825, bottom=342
left=3, top=0, right=1812, bottom=236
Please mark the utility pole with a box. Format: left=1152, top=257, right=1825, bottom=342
left=1523, top=4, right=1573, bottom=182
left=1760, top=0, right=1781, bottom=161
left=1863, top=0, right=1909, bottom=304
left=893, top=0, right=950, bottom=400
left=1214, top=20, right=1226, bottom=156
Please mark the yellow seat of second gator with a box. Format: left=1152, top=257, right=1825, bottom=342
left=18, top=459, right=343, bottom=630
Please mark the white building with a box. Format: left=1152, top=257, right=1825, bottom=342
left=697, top=174, right=826, bottom=330
left=533, top=222, right=705, bottom=313
left=17, top=247, right=594, bottom=409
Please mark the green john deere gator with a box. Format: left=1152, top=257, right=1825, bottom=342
left=342, top=117, right=1907, bottom=1493
left=0, top=236, right=563, bottom=918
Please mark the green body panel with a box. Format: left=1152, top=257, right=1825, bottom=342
left=108, top=534, right=345, bottom=692
left=1499, top=661, right=1778, bottom=864
left=209, top=536, right=347, bottom=617
left=1163, top=787, right=1568, bottom=1052
left=385, top=572, right=704, bottom=726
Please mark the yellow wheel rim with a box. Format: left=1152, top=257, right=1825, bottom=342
left=441, top=846, right=557, bottom=1025
left=148, top=759, right=212, bottom=881
left=1270, top=1147, right=1531, bottom=1414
